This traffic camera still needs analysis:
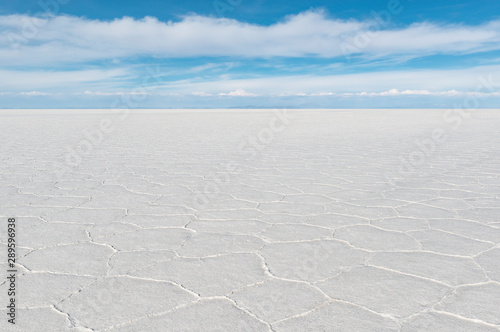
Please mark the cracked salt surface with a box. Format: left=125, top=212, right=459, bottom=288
left=0, top=109, right=499, bottom=331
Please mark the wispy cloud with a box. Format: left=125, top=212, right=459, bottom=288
left=336, top=89, right=500, bottom=97
left=151, top=65, right=500, bottom=96
left=190, top=91, right=213, bottom=96
left=19, top=91, right=51, bottom=96
left=2, top=65, right=498, bottom=98
left=187, top=62, right=238, bottom=73
left=4, top=88, right=497, bottom=98
left=2, top=10, right=500, bottom=108
left=218, top=89, right=257, bottom=96
left=0, top=68, right=129, bottom=90
left=81, top=91, right=152, bottom=96
left=1, top=11, right=500, bottom=66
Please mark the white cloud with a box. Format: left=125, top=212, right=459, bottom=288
left=6, top=88, right=498, bottom=98
left=156, top=92, right=180, bottom=96
left=187, top=62, right=238, bottom=73
left=2, top=65, right=499, bottom=98
left=190, top=91, right=213, bottom=96
left=19, top=91, right=51, bottom=96
left=152, top=66, right=500, bottom=96
left=346, top=89, right=500, bottom=97
left=309, top=92, right=335, bottom=96
left=81, top=91, right=151, bottom=96
left=1, top=11, right=500, bottom=65
left=218, top=89, right=257, bottom=96
left=272, top=89, right=500, bottom=98
left=0, top=69, right=128, bottom=90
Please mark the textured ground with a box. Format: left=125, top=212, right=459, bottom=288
left=0, top=109, right=499, bottom=331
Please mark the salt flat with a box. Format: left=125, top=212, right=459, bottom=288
left=0, top=109, right=499, bottom=331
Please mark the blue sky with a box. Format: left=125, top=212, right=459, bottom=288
left=1, top=0, right=499, bottom=108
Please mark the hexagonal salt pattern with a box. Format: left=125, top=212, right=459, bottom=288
left=0, top=109, right=499, bottom=331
